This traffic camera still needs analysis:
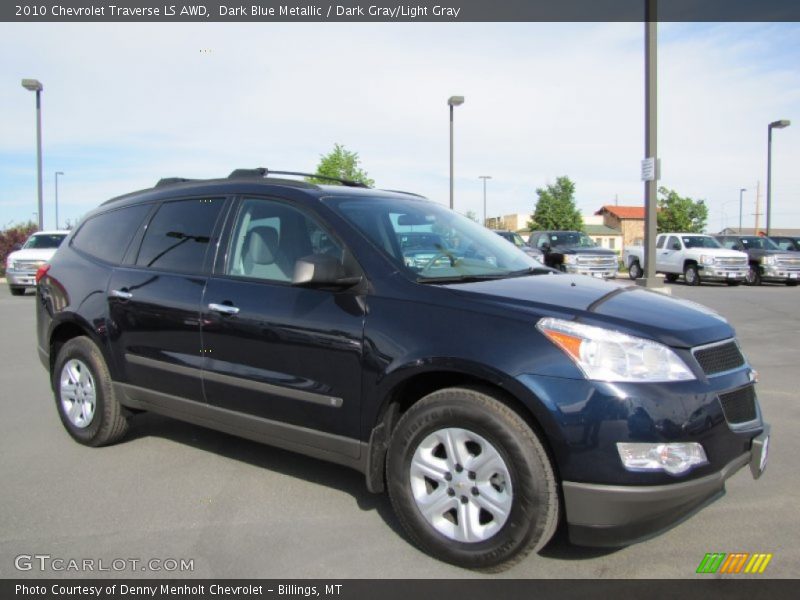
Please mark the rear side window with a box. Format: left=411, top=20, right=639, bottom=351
left=72, top=204, right=151, bottom=264
left=136, top=198, right=224, bottom=273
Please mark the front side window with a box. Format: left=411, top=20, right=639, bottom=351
left=328, top=195, right=538, bottom=282
left=226, top=197, right=346, bottom=283
left=739, top=236, right=778, bottom=251
left=548, top=232, right=598, bottom=248
left=72, top=204, right=152, bottom=264
left=24, top=233, right=67, bottom=249
left=135, top=198, right=224, bottom=273
left=682, top=236, right=721, bottom=249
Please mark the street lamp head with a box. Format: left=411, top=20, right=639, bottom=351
left=740, top=188, right=746, bottom=193
left=56, top=171, right=64, bottom=176
left=21, top=78, right=43, bottom=92
left=447, top=96, right=465, bottom=107
left=479, top=175, right=492, bottom=180
left=769, top=119, right=790, bottom=129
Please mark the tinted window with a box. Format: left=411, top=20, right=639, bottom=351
left=72, top=204, right=151, bottom=264
left=24, top=233, right=67, bottom=249
left=656, top=236, right=665, bottom=249
left=136, top=198, right=224, bottom=273
left=227, top=197, right=345, bottom=283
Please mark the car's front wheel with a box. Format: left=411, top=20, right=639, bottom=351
left=684, top=264, right=701, bottom=286
left=9, top=286, right=26, bottom=296
left=53, top=337, right=129, bottom=447
left=386, top=387, right=559, bottom=571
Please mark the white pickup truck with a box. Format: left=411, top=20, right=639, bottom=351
left=623, top=233, right=749, bottom=286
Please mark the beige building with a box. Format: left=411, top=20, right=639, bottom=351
left=595, top=205, right=645, bottom=249
left=485, top=213, right=530, bottom=232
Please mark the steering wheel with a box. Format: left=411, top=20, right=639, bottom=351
left=419, top=251, right=457, bottom=273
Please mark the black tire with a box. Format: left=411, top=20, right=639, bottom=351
left=386, top=387, right=559, bottom=571
left=53, top=337, right=129, bottom=447
left=786, top=279, right=798, bottom=287
left=727, top=280, right=741, bottom=286
left=9, top=286, right=26, bottom=296
left=684, top=263, right=701, bottom=286
left=665, top=273, right=679, bottom=283
left=745, top=264, right=762, bottom=286
left=628, top=261, right=642, bottom=280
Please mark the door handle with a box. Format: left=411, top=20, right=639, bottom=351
left=209, top=303, right=240, bottom=316
left=110, top=289, right=133, bottom=300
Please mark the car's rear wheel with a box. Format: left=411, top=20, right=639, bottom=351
left=386, top=387, right=559, bottom=571
left=53, top=337, right=129, bottom=447
left=786, top=279, right=798, bottom=287
left=684, top=264, right=701, bottom=286
left=9, top=286, right=26, bottom=296
left=628, top=261, right=642, bottom=280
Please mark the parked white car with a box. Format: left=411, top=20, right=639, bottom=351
left=624, top=233, right=749, bottom=286
left=5, top=231, right=69, bottom=295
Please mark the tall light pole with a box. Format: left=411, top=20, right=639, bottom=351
left=22, top=78, right=44, bottom=231
left=766, top=119, right=790, bottom=236
left=639, top=0, right=659, bottom=288
left=55, top=171, right=65, bottom=230
left=448, top=96, right=465, bottom=210
left=479, top=175, right=492, bottom=226
left=738, top=188, right=746, bottom=233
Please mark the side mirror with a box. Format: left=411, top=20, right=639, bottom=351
left=541, top=243, right=551, bottom=252
left=11, top=243, right=23, bottom=251
left=292, top=254, right=361, bottom=289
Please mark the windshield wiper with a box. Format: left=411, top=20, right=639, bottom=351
left=417, top=274, right=511, bottom=284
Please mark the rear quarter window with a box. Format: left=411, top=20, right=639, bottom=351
left=71, top=204, right=152, bottom=264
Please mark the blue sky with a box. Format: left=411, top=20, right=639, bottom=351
left=1, top=22, right=798, bottom=231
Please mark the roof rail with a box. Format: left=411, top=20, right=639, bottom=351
left=155, top=177, right=198, bottom=187
left=227, top=168, right=370, bottom=188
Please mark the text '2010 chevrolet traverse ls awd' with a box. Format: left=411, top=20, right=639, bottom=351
left=36, top=169, right=769, bottom=570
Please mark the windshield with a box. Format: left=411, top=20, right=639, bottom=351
left=23, top=233, right=67, bottom=249
left=328, top=196, right=540, bottom=281
left=496, top=231, right=526, bottom=248
left=682, top=236, right=721, bottom=249
left=546, top=232, right=597, bottom=248
left=739, top=236, right=779, bottom=250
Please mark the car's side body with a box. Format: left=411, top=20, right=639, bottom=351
left=36, top=174, right=768, bottom=567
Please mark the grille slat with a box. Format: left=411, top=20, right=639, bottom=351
left=693, top=340, right=745, bottom=376
left=718, top=386, right=758, bottom=424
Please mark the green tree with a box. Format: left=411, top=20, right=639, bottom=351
left=656, top=187, right=708, bottom=233
left=306, top=143, right=374, bottom=187
left=528, top=176, right=583, bottom=231
left=0, top=221, right=37, bottom=276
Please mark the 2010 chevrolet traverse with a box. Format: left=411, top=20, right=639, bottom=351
left=36, top=169, right=769, bottom=570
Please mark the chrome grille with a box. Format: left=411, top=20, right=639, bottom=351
left=718, top=386, right=757, bottom=424
left=716, top=256, right=747, bottom=267
left=576, top=255, right=617, bottom=268
left=776, top=255, right=800, bottom=268
left=12, top=260, right=45, bottom=271
left=693, top=340, right=745, bottom=376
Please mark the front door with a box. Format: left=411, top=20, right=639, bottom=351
left=200, top=196, right=366, bottom=445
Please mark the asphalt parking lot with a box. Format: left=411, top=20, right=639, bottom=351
left=0, top=280, right=797, bottom=579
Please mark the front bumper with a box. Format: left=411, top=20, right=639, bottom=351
left=697, top=265, right=747, bottom=281
left=762, top=265, right=800, bottom=281
left=6, top=269, right=37, bottom=287
left=564, top=426, right=770, bottom=547
left=564, top=265, right=618, bottom=279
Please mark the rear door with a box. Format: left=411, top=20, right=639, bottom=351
left=200, top=196, right=366, bottom=443
left=107, top=196, right=227, bottom=402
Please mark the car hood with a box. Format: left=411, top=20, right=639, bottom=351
left=7, top=248, right=58, bottom=263
left=688, top=247, right=747, bottom=258
left=556, top=246, right=616, bottom=255
left=443, top=274, right=732, bottom=348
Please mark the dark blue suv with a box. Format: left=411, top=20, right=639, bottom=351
left=36, top=169, right=769, bottom=570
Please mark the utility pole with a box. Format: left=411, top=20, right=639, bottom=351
left=754, top=180, right=761, bottom=233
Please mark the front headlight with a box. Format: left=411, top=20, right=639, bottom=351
left=761, top=255, right=776, bottom=265
left=563, top=254, right=578, bottom=265
left=700, top=255, right=716, bottom=265
left=537, top=317, right=695, bottom=382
